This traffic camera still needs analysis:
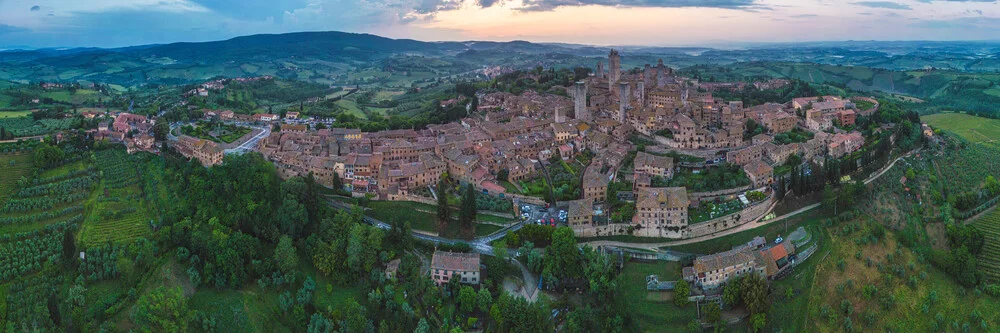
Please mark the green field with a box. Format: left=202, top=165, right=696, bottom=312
left=972, top=210, right=1000, bottom=283
left=924, top=112, right=1000, bottom=143
left=0, top=153, right=32, bottom=202
left=802, top=219, right=1000, bottom=332
left=80, top=149, right=153, bottom=246
left=0, top=110, right=32, bottom=119
left=620, top=261, right=694, bottom=332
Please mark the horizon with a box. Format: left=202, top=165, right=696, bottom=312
left=2, top=0, right=1000, bottom=49
left=3, top=29, right=1000, bottom=51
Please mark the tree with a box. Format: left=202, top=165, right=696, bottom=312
left=750, top=313, right=767, bottom=332
left=497, top=169, right=510, bottom=182
left=703, top=302, right=721, bottom=326
left=459, top=185, right=477, bottom=229
left=459, top=286, right=477, bottom=314
left=740, top=273, right=770, bottom=315
left=674, top=279, right=691, bottom=307
left=275, top=196, right=308, bottom=239
left=477, top=288, right=493, bottom=312
left=346, top=224, right=384, bottom=275
left=153, top=121, right=169, bottom=141
left=722, top=277, right=742, bottom=306
left=132, top=286, right=191, bottom=333
left=493, top=239, right=508, bottom=262
left=544, top=227, right=582, bottom=285
left=332, top=172, right=345, bottom=193
left=34, top=144, right=64, bottom=168
left=437, top=180, right=452, bottom=225
left=274, top=235, right=299, bottom=274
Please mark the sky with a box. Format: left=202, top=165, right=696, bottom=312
left=0, top=0, right=999, bottom=49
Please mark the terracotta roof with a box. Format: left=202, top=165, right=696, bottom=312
left=431, top=251, right=480, bottom=272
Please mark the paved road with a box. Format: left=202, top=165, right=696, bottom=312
left=581, top=149, right=920, bottom=251
left=226, top=126, right=270, bottom=154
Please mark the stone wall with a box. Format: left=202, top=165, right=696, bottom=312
left=688, top=185, right=753, bottom=206
left=574, top=193, right=774, bottom=240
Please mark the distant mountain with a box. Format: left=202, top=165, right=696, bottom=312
left=2, top=30, right=1000, bottom=87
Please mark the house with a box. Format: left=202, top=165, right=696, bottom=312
left=254, top=114, right=278, bottom=122
left=828, top=132, right=864, bottom=158
left=286, top=112, right=300, bottom=119
left=762, top=111, right=797, bottom=134
left=220, top=110, right=235, bottom=120
left=725, top=145, right=763, bottom=166
left=743, top=160, right=774, bottom=188
left=430, top=251, right=481, bottom=286
left=567, top=199, right=594, bottom=228
left=633, top=187, right=690, bottom=235
left=633, top=151, right=674, bottom=179
left=385, top=259, right=401, bottom=280
left=690, top=246, right=763, bottom=290
left=838, top=110, right=856, bottom=127
left=582, top=166, right=610, bottom=203
left=283, top=124, right=308, bottom=133
left=174, top=135, right=224, bottom=166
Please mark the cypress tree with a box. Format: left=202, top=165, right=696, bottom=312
left=436, top=180, right=451, bottom=225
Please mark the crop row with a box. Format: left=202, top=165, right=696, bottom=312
left=4, top=272, right=63, bottom=331
left=0, top=222, right=74, bottom=282
left=0, top=205, right=83, bottom=225
left=34, top=165, right=98, bottom=184
left=0, top=192, right=89, bottom=213
left=15, top=175, right=98, bottom=198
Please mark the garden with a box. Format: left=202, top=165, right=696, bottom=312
left=665, top=164, right=751, bottom=192
left=181, top=121, right=252, bottom=144
left=689, top=198, right=744, bottom=224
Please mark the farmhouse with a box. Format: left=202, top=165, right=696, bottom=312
left=431, top=251, right=481, bottom=286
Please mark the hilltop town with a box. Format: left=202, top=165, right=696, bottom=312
left=241, top=50, right=878, bottom=243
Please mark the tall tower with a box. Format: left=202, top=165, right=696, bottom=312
left=573, top=81, right=589, bottom=121
left=637, top=80, right=645, bottom=108
left=555, top=105, right=567, bottom=123
left=618, top=81, right=629, bottom=122
left=655, top=59, right=666, bottom=87
left=609, top=50, right=621, bottom=94
left=596, top=62, right=604, bottom=79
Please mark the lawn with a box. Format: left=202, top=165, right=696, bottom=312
left=518, top=177, right=549, bottom=198
left=689, top=199, right=744, bottom=224
left=663, top=210, right=824, bottom=255
left=0, top=110, right=32, bottom=119
left=620, top=261, right=695, bottom=332
left=923, top=112, right=1000, bottom=143
left=365, top=200, right=513, bottom=238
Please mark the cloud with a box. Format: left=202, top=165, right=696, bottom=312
left=0, top=24, right=27, bottom=35
left=516, top=0, right=761, bottom=12
left=915, top=0, right=996, bottom=2
left=30, top=5, right=41, bottom=11
left=852, top=1, right=911, bottom=10
left=791, top=14, right=818, bottom=18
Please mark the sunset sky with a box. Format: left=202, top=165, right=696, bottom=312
left=0, top=0, right=998, bottom=48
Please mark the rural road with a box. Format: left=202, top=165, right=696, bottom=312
left=581, top=149, right=919, bottom=251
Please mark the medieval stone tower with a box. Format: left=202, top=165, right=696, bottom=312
left=609, top=49, right=621, bottom=95
left=618, top=81, right=629, bottom=122
left=573, top=81, right=589, bottom=121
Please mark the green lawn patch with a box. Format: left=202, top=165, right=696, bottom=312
left=620, top=261, right=695, bottom=332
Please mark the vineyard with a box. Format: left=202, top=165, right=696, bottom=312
left=0, top=152, right=95, bottom=235
left=80, top=149, right=152, bottom=247
left=972, top=210, right=1000, bottom=283
left=935, top=142, right=1000, bottom=192
left=0, top=153, right=32, bottom=202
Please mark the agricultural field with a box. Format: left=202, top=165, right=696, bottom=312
left=79, top=149, right=153, bottom=246
left=924, top=112, right=1000, bottom=143
left=0, top=110, right=31, bottom=118
left=0, top=153, right=32, bottom=202
left=802, top=218, right=1000, bottom=332
left=0, top=152, right=93, bottom=235
left=971, top=210, right=1000, bottom=283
